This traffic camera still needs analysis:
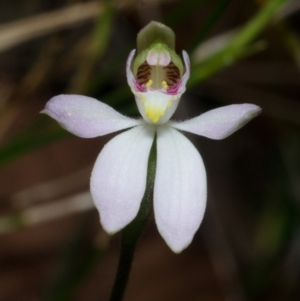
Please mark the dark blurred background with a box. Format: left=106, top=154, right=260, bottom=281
left=0, top=0, right=300, bottom=300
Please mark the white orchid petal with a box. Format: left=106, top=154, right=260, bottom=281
left=126, top=49, right=136, bottom=91
left=43, top=94, right=142, bottom=138
left=172, top=104, right=261, bottom=140
left=91, top=125, right=155, bottom=234
left=154, top=127, right=207, bottom=253
left=181, top=50, right=190, bottom=89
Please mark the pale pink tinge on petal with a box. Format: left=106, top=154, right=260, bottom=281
left=166, top=50, right=190, bottom=95
left=172, top=104, right=261, bottom=140
left=126, top=49, right=146, bottom=93
left=42, top=94, right=142, bottom=138
left=126, top=49, right=136, bottom=89
left=181, top=50, right=190, bottom=88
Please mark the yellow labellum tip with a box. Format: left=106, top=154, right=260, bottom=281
left=145, top=106, right=165, bottom=123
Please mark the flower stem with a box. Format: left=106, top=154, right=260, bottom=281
left=109, top=136, right=157, bottom=301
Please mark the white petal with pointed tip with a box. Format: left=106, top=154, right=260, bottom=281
left=91, top=125, right=155, bottom=234
left=172, top=104, right=261, bottom=140
left=181, top=50, right=190, bottom=89
left=43, top=94, right=142, bottom=138
left=154, top=126, right=207, bottom=253
left=126, top=50, right=136, bottom=91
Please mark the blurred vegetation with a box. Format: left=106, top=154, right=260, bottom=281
left=0, top=0, right=300, bottom=300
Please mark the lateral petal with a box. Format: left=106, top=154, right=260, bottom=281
left=90, top=125, right=155, bottom=234
left=154, top=127, right=207, bottom=253
left=172, top=104, right=261, bottom=140
left=43, top=94, right=142, bottom=138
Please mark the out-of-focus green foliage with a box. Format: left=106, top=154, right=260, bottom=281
left=1, top=0, right=299, bottom=300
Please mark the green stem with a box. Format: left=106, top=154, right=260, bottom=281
left=109, top=136, right=157, bottom=301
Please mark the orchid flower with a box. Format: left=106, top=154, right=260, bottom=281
left=43, top=21, right=261, bottom=253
